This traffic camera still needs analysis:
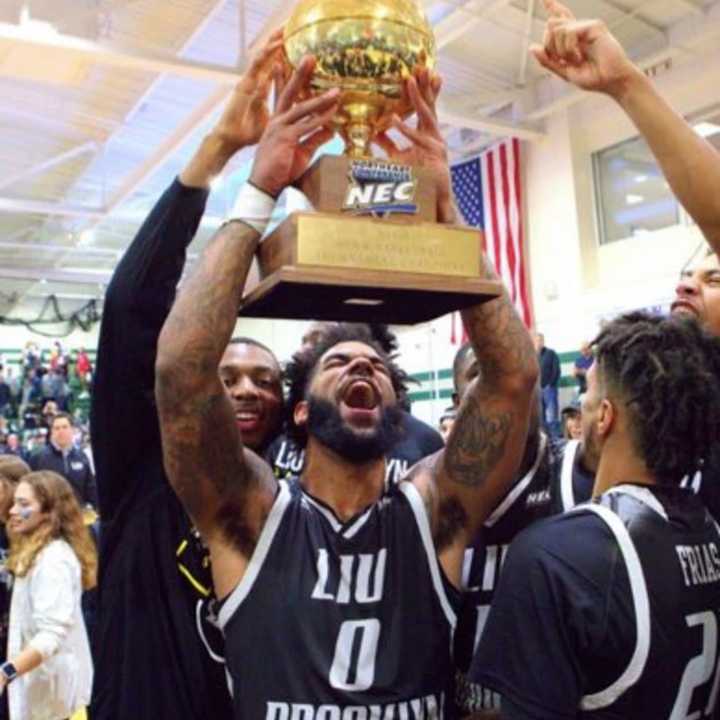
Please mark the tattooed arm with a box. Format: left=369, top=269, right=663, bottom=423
left=155, top=57, right=338, bottom=598
left=430, top=264, right=538, bottom=585
left=155, top=218, right=272, bottom=593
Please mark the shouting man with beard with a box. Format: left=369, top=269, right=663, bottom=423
left=154, top=54, right=538, bottom=719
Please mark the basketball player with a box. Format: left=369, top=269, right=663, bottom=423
left=471, top=312, right=720, bottom=718
left=154, top=56, right=538, bottom=718
left=89, top=32, right=285, bottom=720
left=452, top=342, right=595, bottom=715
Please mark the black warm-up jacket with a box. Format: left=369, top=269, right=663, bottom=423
left=89, top=180, right=233, bottom=720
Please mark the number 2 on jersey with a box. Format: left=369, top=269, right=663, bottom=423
left=671, top=611, right=720, bottom=719
left=329, top=619, right=381, bottom=692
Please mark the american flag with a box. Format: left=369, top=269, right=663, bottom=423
left=449, top=138, right=533, bottom=342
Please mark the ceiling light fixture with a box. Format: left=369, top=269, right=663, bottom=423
left=626, top=194, right=644, bottom=205
left=694, top=122, right=720, bottom=138
left=18, top=4, right=59, bottom=38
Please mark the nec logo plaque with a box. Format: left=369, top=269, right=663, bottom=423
left=343, top=160, right=418, bottom=218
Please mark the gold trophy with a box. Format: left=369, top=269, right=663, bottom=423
left=238, top=0, right=500, bottom=324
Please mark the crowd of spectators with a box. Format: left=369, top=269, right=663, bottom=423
left=0, top=342, right=94, bottom=489
left=0, top=340, right=98, bottom=720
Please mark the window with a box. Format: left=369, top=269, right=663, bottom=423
left=593, top=136, right=680, bottom=245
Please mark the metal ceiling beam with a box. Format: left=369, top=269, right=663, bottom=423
left=0, top=21, right=242, bottom=86
left=0, top=241, right=119, bottom=257
left=599, top=0, right=665, bottom=35
left=438, top=103, right=544, bottom=140
left=0, top=197, right=105, bottom=220
left=0, top=267, right=112, bottom=285
left=434, top=0, right=515, bottom=50
left=2, top=227, right=34, bottom=242
left=0, top=106, right=113, bottom=142
left=0, top=194, right=228, bottom=228
left=0, top=141, right=98, bottom=193
left=673, top=0, right=705, bottom=15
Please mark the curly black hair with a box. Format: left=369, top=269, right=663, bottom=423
left=284, top=323, right=408, bottom=447
left=592, top=311, right=720, bottom=485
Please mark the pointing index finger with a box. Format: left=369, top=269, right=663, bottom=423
left=543, top=0, right=575, bottom=20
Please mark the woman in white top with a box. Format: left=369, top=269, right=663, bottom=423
left=2, top=471, right=96, bottom=720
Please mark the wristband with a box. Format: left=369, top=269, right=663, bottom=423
left=0, top=662, right=17, bottom=683
left=227, top=182, right=277, bottom=236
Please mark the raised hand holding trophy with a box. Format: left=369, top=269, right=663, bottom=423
left=239, top=0, right=500, bottom=324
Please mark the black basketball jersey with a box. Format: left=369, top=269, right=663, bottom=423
left=217, top=479, right=459, bottom=719
left=454, top=433, right=566, bottom=712
left=472, top=483, right=720, bottom=718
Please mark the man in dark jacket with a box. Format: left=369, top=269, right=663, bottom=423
left=534, top=332, right=561, bottom=437
left=30, top=412, right=96, bottom=506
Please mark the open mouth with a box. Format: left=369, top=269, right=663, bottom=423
left=342, top=380, right=379, bottom=412
left=235, top=408, right=262, bottom=430
left=671, top=300, right=699, bottom=317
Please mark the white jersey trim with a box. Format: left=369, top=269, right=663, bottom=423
left=560, top=440, right=581, bottom=512
left=575, top=502, right=651, bottom=711
left=195, top=600, right=225, bottom=664
left=342, top=506, right=375, bottom=540
left=301, top=491, right=376, bottom=539
left=301, top=492, right=343, bottom=532
left=399, top=482, right=457, bottom=629
left=606, top=484, right=668, bottom=521
left=218, top=481, right=292, bottom=630
left=484, top=433, right=548, bottom=528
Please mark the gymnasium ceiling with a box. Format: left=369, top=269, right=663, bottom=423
left=0, top=0, right=719, bottom=321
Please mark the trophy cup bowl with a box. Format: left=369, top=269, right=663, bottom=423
left=284, top=0, right=436, bottom=158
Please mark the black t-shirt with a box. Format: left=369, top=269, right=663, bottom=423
left=218, top=479, right=459, bottom=718
left=266, top=410, right=444, bottom=485
left=89, top=180, right=233, bottom=720
left=472, top=484, right=720, bottom=719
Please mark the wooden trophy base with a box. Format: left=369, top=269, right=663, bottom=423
left=238, top=156, right=502, bottom=324
left=238, top=265, right=500, bottom=324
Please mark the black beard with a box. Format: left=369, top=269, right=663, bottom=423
left=306, top=395, right=403, bottom=465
